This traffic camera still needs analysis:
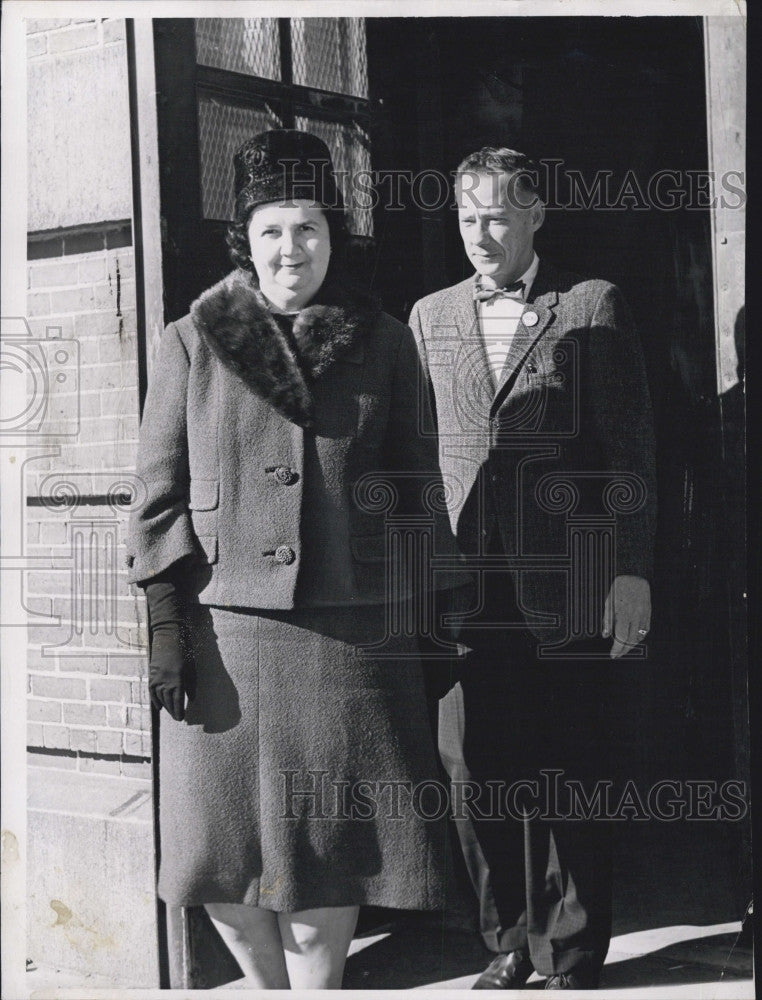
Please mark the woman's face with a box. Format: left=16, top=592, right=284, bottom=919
left=247, top=200, right=331, bottom=310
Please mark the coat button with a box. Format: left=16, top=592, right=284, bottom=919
left=274, top=545, right=296, bottom=565
left=275, top=466, right=298, bottom=485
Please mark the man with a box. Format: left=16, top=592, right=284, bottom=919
left=409, top=148, right=656, bottom=990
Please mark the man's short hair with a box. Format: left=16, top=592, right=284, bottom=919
left=456, top=147, right=541, bottom=207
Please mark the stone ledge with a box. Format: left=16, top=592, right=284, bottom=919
left=27, top=773, right=159, bottom=986
left=28, top=763, right=152, bottom=822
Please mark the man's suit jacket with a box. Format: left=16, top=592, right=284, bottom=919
left=409, top=259, right=657, bottom=645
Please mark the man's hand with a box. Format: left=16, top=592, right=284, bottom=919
left=602, top=575, right=651, bottom=659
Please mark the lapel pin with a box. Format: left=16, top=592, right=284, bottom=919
left=523, top=310, right=539, bottom=327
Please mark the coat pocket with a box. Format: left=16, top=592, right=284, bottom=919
left=189, top=479, right=219, bottom=510
left=188, top=478, right=219, bottom=564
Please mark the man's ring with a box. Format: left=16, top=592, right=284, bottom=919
left=638, top=628, right=648, bottom=635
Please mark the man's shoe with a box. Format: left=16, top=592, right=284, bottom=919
left=544, top=967, right=600, bottom=989
left=472, top=950, right=534, bottom=989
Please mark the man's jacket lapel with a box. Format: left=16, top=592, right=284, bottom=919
left=451, top=277, right=495, bottom=419
left=492, top=260, right=559, bottom=414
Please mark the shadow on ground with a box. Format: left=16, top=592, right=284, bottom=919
left=600, top=933, right=751, bottom=991
left=344, top=922, right=489, bottom=989
left=344, top=818, right=753, bottom=990
left=343, top=924, right=751, bottom=991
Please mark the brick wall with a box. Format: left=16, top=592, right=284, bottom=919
left=23, top=16, right=159, bottom=983
left=26, top=16, right=150, bottom=779
left=25, top=244, right=151, bottom=778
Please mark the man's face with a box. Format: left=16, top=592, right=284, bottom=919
left=456, top=170, right=544, bottom=287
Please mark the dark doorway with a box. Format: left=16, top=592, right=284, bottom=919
left=366, top=14, right=738, bottom=785
left=364, top=10, right=748, bottom=931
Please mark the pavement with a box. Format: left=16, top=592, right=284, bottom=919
left=23, top=819, right=754, bottom=996
left=24, top=920, right=753, bottom=997
left=341, top=918, right=752, bottom=994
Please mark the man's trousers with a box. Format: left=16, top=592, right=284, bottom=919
left=438, top=565, right=614, bottom=977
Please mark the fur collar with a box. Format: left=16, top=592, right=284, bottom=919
left=191, top=268, right=380, bottom=427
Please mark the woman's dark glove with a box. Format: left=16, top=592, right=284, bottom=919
left=143, top=568, right=195, bottom=721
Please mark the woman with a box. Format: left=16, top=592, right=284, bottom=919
left=126, top=130, right=464, bottom=989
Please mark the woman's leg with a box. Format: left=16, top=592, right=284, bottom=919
left=205, top=902, right=290, bottom=988
left=277, top=905, right=359, bottom=989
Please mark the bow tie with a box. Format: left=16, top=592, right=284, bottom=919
left=474, top=279, right=526, bottom=302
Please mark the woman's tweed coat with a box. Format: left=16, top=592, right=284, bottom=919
left=126, top=269, right=465, bottom=909
left=126, top=268, right=462, bottom=605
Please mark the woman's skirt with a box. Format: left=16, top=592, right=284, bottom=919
left=157, top=601, right=450, bottom=911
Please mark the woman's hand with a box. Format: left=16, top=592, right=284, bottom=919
left=144, top=570, right=195, bottom=721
